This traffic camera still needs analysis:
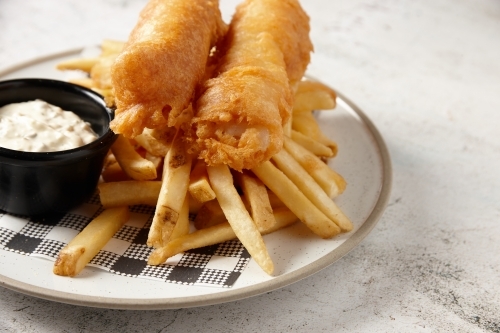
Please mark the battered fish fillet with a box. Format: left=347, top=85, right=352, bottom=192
left=236, top=0, right=313, bottom=84
left=192, top=0, right=313, bottom=171
left=110, top=0, right=226, bottom=138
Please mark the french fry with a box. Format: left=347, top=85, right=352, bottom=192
left=68, top=78, right=97, bottom=90
left=291, top=130, right=336, bottom=157
left=134, top=128, right=171, bottom=157
left=149, top=207, right=297, bottom=265
left=291, top=111, right=315, bottom=137
left=101, top=161, right=130, bottom=182
left=292, top=111, right=338, bottom=151
left=148, top=132, right=193, bottom=248
left=90, top=87, right=115, bottom=107
left=267, top=190, right=285, bottom=209
left=193, top=199, right=226, bottom=230
left=55, top=57, right=99, bottom=73
left=53, top=207, right=130, bottom=277
left=261, top=207, right=298, bottom=234
left=284, top=136, right=346, bottom=198
left=296, top=79, right=337, bottom=99
left=144, top=152, right=163, bottom=170
left=103, top=151, right=117, bottom=167
left=169, top=196, right=190, bottom=240
left=193, top=193, right=253, bottom=229
left=234, top=171, right=276, bottom=231
left=98, top=181, right=161, bottom=208
left=293, top=90, right=336, bottom=113
left=111, top=135, right=157, bottom=181
left=90, top=55, right=119, bottom=89
left=188, top=159, right=216, bottom=203
left=100, top=39, right=125, bottom=56
left=272, top=150, right=352, bottom=232
left=207, top=164, right=274, bottom=275
left=252, top=161, right=341, bottom=238
left=188, top=193, right=203, bottom=214
left=150, top=223, right=235, bottom=266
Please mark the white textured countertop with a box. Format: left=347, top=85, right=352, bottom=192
left=1, top=0, right=499, bottom=332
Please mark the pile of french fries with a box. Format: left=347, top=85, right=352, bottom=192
left=53, top=40, right=352, bottom=277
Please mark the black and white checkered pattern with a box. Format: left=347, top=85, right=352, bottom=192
left=0, top=227, right=16, bottom=248
left=90, top=250, right=120, bottom=268
left=178, top=253, right=212, bottom=268
left=215, top=239, right=246, bottom=257
left=114, top=225, right=141, bottom=243
left=129, top=205, right=155, bottom=215
left=140, top=264, right=173, bottom=281
left=234, top=256, right=251, bottom=273
left=19, top=221, right=52, bottom=238
left=197, top=269, right=233, bottom=286
left=0, top=198, right=250, bottom=288
left=33, top=239, right=65, bottom=258
left=123, top=243, right=151, bottom=261
left=56, top=214, right=92, bottom=231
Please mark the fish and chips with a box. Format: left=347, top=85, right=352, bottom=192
left=53, top=0, right=353, bottom=277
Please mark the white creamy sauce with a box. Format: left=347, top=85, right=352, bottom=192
left=0, top=100, right=98, bottom=152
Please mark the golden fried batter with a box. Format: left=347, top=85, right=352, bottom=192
left=236, top=0, right=313, bottom=83
left=191, top=0, right=313, bottom=171
left=110, top=0, right=226, bottom=138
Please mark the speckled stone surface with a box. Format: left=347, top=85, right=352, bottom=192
left=1, top=0, right=499, bottom=332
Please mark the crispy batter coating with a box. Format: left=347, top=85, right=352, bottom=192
left=110, top=0, right=226, bottom=138
left=192, top=0, right=312, bottom=171
left=236, top=0, right=313, bottom=84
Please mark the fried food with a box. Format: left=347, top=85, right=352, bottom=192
left=272, top=149, right=352, bottom=232
left=98, top=181, right=161, bottom=208
left=284, top=137, right=347, bottom=198
left=207, top=164, right=274, bottom=274
left=191, top=0, right=312, bottom=171
left=148, top=207, right=297, bottom=266
left=110, top=135, right=157, bottom=181
left=252, top=161, right=341, bottom=239
left=53, top=1, right=355, bottom=278
left=291, top=130, right=336, bottom=158
left=110, top=0, right=227, bottom=138
left=293, top=80, right=337, bottom=112
left=148, top=131, right=193, bottom=248
left=240, top=0, right=313, bottom=84
left=234, top=171, right=276, bottom=231
left=188, top=159, right=216, bottom=203
left=53, top=207, right=130, bottom=277
left=56, top=58, right=99, bottom=73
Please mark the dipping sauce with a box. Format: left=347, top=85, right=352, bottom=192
left=0, top=100, right=98, bottom=152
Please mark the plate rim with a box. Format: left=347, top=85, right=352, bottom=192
left=0, top=48, right=392, bottom=310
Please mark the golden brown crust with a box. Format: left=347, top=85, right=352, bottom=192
left=233, top=0, right=313, bottom=83
left=191, top=0, right=312, bottom=171
left=110, top=0, right=227, bottom=138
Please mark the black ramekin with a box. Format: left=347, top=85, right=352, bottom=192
left=0, top=78, right=116, bottom=216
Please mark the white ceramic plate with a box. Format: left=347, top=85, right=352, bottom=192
left=0, top=49, right=392, bottom=309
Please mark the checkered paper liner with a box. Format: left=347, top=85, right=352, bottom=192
left=0, top=193, right=250, bottom=288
